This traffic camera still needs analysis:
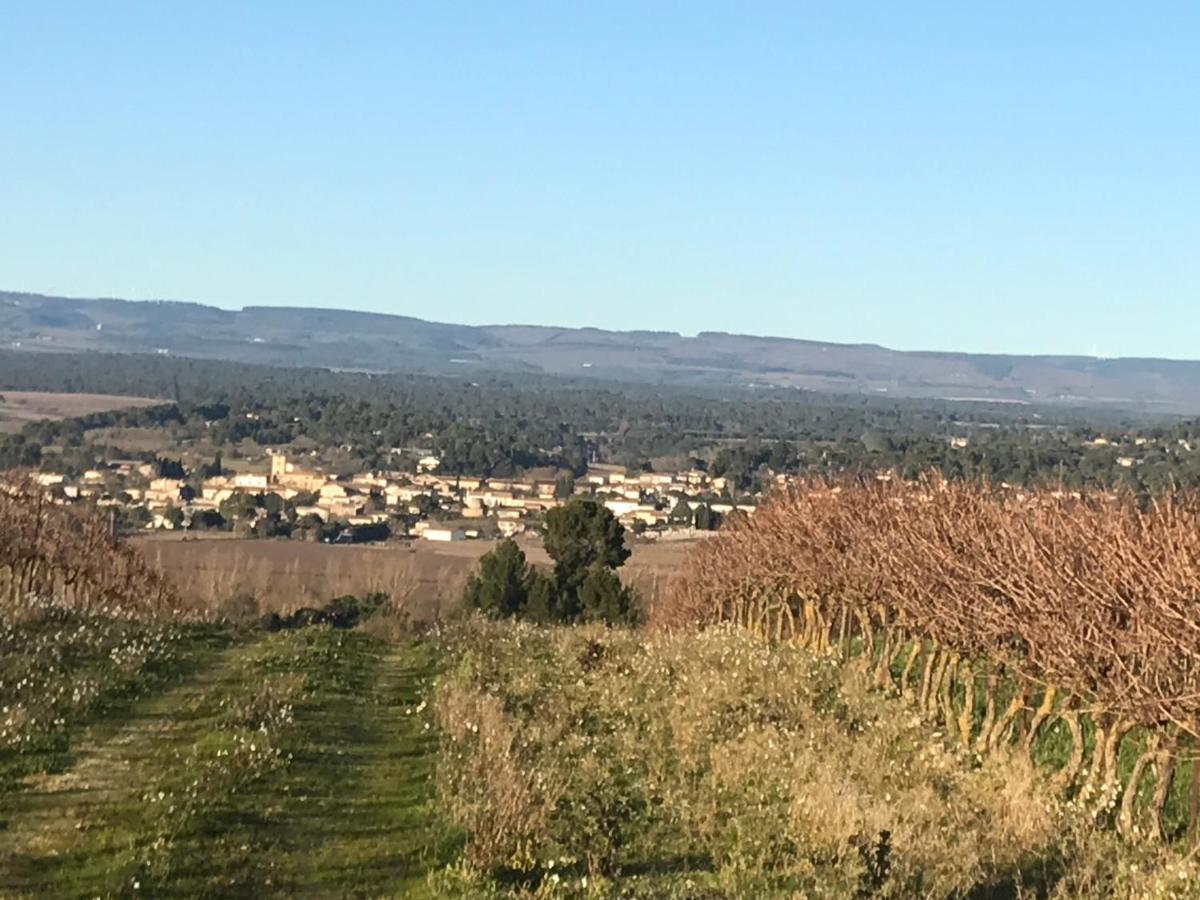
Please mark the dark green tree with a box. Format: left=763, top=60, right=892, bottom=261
left=554, top=472, right=576, bottom=499
left=219, top=492, right=261, bottom=522
left=692, top=502, right=718, bottom=531
left=577, top=564, right=641, bottom=625
left=199, top=451, right=223, bottom=478
left=668, top=497, right=692, bottom=525
left=191, top=509, right=226, bottom=530
left=156, top=456, right=186, bottom=478
left=462, top=539, right=536, bottom=618
left=261, top=491, right=286, bottom=517
left=522, top=569, right=559, bottom=622
left=543, top=499, right=630, bottom=593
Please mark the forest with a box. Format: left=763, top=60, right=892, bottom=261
left=4, top=349, right=1200, bottom=491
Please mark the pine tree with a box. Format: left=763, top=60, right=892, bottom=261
left=577, top=564, right=640, bottom=626
left=462, top=539, right=533, bottom=618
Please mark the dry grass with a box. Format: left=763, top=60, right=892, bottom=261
left=134, top=535, right=693, bottom=622
left=432, top=619, right=1200, bottom=898
left=137, top=539, right=436, bottom=621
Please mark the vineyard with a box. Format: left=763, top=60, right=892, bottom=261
left=425, top=476, right=1200, bottom=897
left=659, top=475, right=1200, bottom=846
left=1, top=483, right=176, bottom=614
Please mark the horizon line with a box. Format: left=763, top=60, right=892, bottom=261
left=2, top=285, right=1194, bottom=365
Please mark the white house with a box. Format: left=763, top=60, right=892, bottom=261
left=422, top=527, right=465, bottom=542
left=233, top=472, right=270, bottom=491
left=498, top=520, right=525, bottom=537
left=604, top=499, right=641, bottom=517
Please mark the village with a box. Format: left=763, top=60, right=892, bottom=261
left=26, top=425, right=1197, bottom=547
left=30, top=450, right=758, bottom=546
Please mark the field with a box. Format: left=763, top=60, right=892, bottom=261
left=6, top=608, right=1197, bottom=899
left=133, top=533, right=691, bottom=622
left=9, top=481, right=1200, bottom=897
left=0, top=391, right=160, bottom=433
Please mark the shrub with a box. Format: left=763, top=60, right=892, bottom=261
left=461, top=537, right=640, bottom=626
left=463, top=540, right=536, bottom=618
left=260, top=592, right=389, bottom=631
left=577, top=565, right=640, bottom=626
left=215, top=591, right=260, bottom=624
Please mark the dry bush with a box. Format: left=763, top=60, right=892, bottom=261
left=0, top=480, right=177, bottom=616
left=656, top=475, right=1200, bottom=848
left=436, top=667, right=563, bottom=872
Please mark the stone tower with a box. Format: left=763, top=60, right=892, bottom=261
left=269, top=453, right=288, bottom=484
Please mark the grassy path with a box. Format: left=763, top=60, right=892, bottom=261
left=0, top=633, right=454, bottom=900
left=247, top=640, right=457, bottom=898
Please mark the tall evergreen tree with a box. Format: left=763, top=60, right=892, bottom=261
left=462, top=539, right=535, bottom=618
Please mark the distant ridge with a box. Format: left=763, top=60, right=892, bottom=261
left=4, top=290, right=1200, bottom=412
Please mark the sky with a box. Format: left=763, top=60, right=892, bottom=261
left=1, top=3, right=1197, bottom=358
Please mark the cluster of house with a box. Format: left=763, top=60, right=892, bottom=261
left=1082, top=434, right=1198, bottom=469
left=33, top=453, right=755, bottom=542
left=569, top=464, right=742, bottom=531
left=942, top=432, right=1199, bottom=472
left=33, top=461, right=156, bottom=502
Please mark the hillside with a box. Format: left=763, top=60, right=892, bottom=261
left=5, top=290, right=1200, bottom=411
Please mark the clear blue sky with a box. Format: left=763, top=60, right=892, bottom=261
left=2, top=3, right=1197, bottom=358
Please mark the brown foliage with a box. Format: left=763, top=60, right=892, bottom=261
left=0, top=481, right=177, bottom=614
left=657, top=474, right=1200, bottom=839
left=659, top=475, right=1200, bottom=731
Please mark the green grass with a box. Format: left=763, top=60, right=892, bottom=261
left=10, top=614, right=1197, bottom=899
left=0, top=610, right=234, bottom=799
left=248, top=640, right=461, bottom=898
left=0, top=627, right=456, bottom=899
left=164, top=637, right=461, bottom=899
left=0, top=634, right=257, bottom=897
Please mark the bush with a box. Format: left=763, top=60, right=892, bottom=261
left=215, top=592, right=260, bottom=625
left=463, top=540, right=536, bottom=618
left=577, top=565, right=640, bottom=626
left=461, top=542, right=640, bottom=626
left=260, top=592, right=389, bottom=631
left=461, top=510, right=641, bottom=625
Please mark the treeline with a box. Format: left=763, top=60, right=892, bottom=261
left=659, top=476, right=1200, bottom=842
left=708, top=427, right=1200, bottom=493
left=4, top=349, right=1200, bottom=488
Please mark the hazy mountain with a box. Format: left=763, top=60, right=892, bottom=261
left=4, top=290, right=1200, bottom=412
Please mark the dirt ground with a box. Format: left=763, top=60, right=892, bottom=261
left=0, top=391, right=160, bottom=433
left=134, top=532, right=696, bottom=621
